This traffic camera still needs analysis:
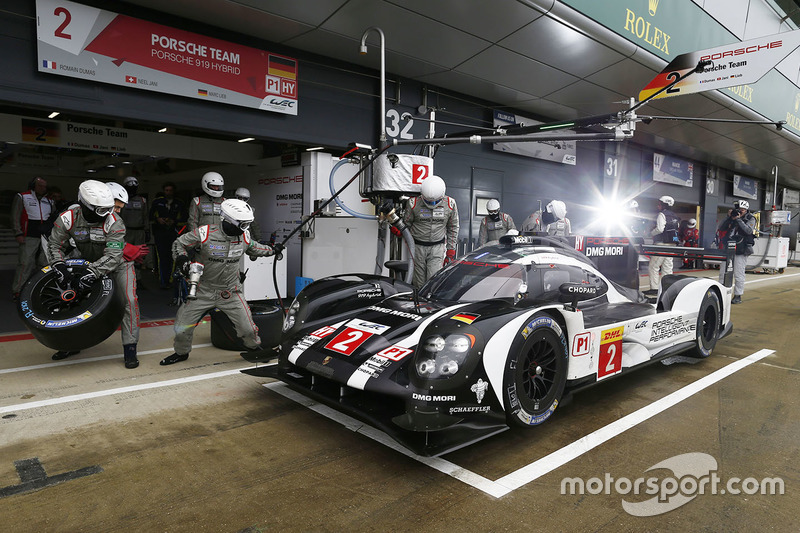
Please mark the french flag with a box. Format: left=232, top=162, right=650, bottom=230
left=42, top=60, right=57, bottom=69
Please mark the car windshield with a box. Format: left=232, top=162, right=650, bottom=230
left=422, top=260, right=527, bottom=302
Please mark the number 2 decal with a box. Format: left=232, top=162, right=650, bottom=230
left=54, top=7, right=72, bottom=40
left=665, top=71, right=681, bottom=95
left=598, top=326, right=623, bottom=379
left=325, top=327, right=374, bottom=356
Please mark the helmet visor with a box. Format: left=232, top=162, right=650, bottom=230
left=207, top=183, right=223, bottom=192
left=239, top=220, right=251, bottom=230
left=95, top=205, right=114, bottom=217
left=423, top=197, right=442, bottom=208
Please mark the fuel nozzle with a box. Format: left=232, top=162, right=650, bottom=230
left=186, top=262, right=204, bottom=300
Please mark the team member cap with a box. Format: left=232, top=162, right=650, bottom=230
left=235, top=187, right=251, bottom=201
left=220, top=198, right=254, bottom=229
left=202, top=171, right=225, bottom=198
left=421, top=175, right=446, bottom=208
left=78, top=180, right=115, bottom=216
left=107, top=182, right=129, bottom=205
left=546, top=200, right=567, bottom=220
left=658, top=195, right=675, bottom=207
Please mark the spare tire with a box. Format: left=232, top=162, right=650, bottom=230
left=210, top=301, right=283, bottom=351
left=17, top=259, right=125, bottom=351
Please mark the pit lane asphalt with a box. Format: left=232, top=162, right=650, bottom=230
left=0, top=268, right=798, bottom=531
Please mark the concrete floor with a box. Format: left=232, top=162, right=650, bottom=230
left=0, top=267, right=798, bottom=531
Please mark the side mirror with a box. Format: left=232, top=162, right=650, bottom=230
left=559, top=282, right=606, bottom=310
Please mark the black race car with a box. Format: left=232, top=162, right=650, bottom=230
left=243, top=236, right=732, bottom=456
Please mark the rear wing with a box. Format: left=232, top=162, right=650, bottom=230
left=640, top=243, right=737, bottom=288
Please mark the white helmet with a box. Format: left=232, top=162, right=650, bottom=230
left=78, top=180, right=115, bottom=217
left=420, top=175, right=446, bottom=208
left=235, top=187, right=251, bottom=202
left=546, top=200, right=567, bottom=221
left=735, top=199, right=749, bottom=211
left=201, top=171, right=225, bottom=198
left=220, top=198, right=255, bottom=229
left=628, top=200, right=639, bottom=210
left=123, top=176, right=138, bottom=187
left=687, top=218, right=697, bottom=228
left=107, top=182, right=129, bottom=205
left=486, top=199, right=500, bottom=213
left=506, top=229, right=519, bottom=236
left=659, top=195, right=675, bottom=207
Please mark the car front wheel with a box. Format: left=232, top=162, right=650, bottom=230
left=504, top=314, right=569, bottom=428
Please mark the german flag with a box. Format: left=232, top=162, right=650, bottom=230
left=21, top=119, right=60, bottom=145
left=268, top=54, right=297, bottom=80
left=197, top=88, right=208, bottom=96
left=451, top=313, right=479, bottom=325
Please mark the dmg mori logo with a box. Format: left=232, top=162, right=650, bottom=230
left=649, top=0, right=660, bottom=16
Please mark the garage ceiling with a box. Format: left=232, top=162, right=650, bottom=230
left=121, top=0, right=800, bottom=190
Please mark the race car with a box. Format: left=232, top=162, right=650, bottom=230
left=243, top=235, right=733, bottom=456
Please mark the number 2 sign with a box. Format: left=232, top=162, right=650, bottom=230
left=412, top=164, right=429, bottom=185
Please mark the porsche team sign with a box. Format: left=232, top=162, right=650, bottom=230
left=35, top=0, right=298, bottom=115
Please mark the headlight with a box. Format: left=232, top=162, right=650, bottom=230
left=282, top=299, right=301, bottom=332
left=414, top=333, right=475, bottom=379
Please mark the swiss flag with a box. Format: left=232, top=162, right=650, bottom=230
left=125, top=75, right=137, bottom=84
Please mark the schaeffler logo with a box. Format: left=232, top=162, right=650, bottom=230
left=561, top=452, right=784, bottom=516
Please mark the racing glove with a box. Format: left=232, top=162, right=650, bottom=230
left=51, top=261, right=73, bottom=287
left=443, top=249, right=456, bottom=266
left=174, top=255, right=190, bottom=277
left=75, top=271, right=97, bottom=293
left=123, top=243, right=150, bottom=263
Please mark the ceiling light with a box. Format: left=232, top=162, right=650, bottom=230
left=106, top=164, right=115, bottom=168
left=87, top=169, right=96, bottom=173
left=158, top=127, right=167, bottom=133
left=48, top=112, right=60, bottom=119
left=238, top=137, right=255, bottom=143
left=305, top=146, right=324, bottom=151
left=123, top=161, right=133, bottom=164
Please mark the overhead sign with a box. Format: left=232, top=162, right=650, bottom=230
left=733, top=174, right=758, bottom=200
left=35, top=0, right=298, bottom=115
left=0, top=113, right=262, bottom=163
left=653, top=153, right=693, bottom=187
left=639, top=29, right=800, bottom=102
left=493, top=111, right=577, bottom=165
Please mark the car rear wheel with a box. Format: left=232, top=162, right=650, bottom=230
left=17, top=259, right=124, bottom=351
left=689, top=290, right=720, bottom=358
left=504, top=314, right=568, bottom=427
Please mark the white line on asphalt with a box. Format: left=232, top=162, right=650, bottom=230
left=744, top=272, right=800, bottom=285
left=0, top=362, right=274, bottom=415
left=0, top=344, right=214, bottom=375
left=267, top=349, right=774, bottom=498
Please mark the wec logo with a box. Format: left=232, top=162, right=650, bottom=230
left=269, top=98, right=295, bottom=107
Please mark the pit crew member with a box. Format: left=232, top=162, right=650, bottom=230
left=478, top=199, right=515, bottom=246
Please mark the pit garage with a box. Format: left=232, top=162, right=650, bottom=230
left=2, top=0, right=800, bottom=530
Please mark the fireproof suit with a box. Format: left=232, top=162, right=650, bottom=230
left=119, top=193, right=151, bottom=269
left=520, top=210, right=571, bottom=236
left=404, top=196, right=459, bottom=289
left=48, top=206, right=139, bottom=345
left=171, top=224, right=277, bottom=355
left=187, top=194, right=225, bottom=232
left=11, top=190, right=54, bottom=294
left=478, top=212, right=515, bottom=246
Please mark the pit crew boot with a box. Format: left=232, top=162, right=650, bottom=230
left=160, top=353, right=189, bottom=366
left=123, top=344, right=139, bottom=369
left=52, top=350, right=80, bottom=360
left=732, top=295, right=742, bottom=304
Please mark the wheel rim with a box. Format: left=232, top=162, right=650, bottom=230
left=701, top=304, right=717, bottom=343
left=32, top=276, right=94, bottom=317
left=521, top=334, right=558, bottom=402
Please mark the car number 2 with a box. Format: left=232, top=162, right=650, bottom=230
left=325, top=327, right=373, bottom=356
left=598, top=326, right=623, bottom=379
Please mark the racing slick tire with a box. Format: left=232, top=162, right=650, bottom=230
left=504, top=314, right=569, bottom=428
left=210, top=301, right=283, bottom=351
left=17, top=259, right=125, bottom=351
left=689, top=289, right=721, bottom=358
